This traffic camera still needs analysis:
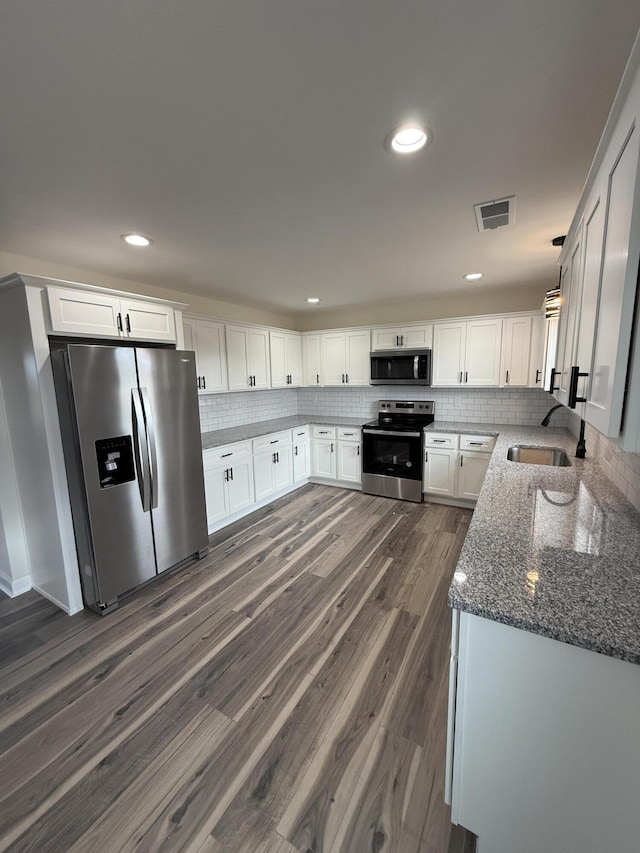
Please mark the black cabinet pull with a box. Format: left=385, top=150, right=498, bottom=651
left=548, top=367, right=560, bottom=394
left=224, top=469, right=229, bottom=481
left=221, top=452, right=232, bottom=458
left=345, top=373, right=349, bottom=383
left=460, top=454, right=464, bottom=467
left=294, top=446, right=298, bottom=456
left=197, top=376, right=201, bottom=389
left=396, top=335, right=400, bottom=346
left=330, top=443, right=334, bottom=452
left=202, top=375, right=206, bottom=390
left=229, top=467, right=234, bottom=480
left=459, top=371, right=462, bottom=384
left=316, top=373, right=319, bottom=384
left=116, top=313, right=123, bottom=333
left=465, top=371, right=468, bottom=383
left=276, top=452, right=279, bottom=463
left=568, top=365, right=589, bottom=409
left=357, top=446, right=360, bottom=456
left=535, top=369, right=541, bottom=384
left=505, top=370, right=509, bottom=384
left=341, top=374, right=345, bottom=383
left=125, top=314, right=131, bottom=333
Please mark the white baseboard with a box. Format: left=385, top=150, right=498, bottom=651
left=32, top=583, right=76, bottom=614
left=208, top=479, right=308, bottom=535
left=0, top=569, right=32, bottom=598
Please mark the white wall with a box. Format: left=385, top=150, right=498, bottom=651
left=198, top=386, right=568, bottom=434
left=294, top=284, right=548, bottom=332
left=0, top=251, right=297, bottom=330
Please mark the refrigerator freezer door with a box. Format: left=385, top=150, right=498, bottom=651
left=135, top=348, right=208, bottom=572
left=65, top=345, right=157, bottom=602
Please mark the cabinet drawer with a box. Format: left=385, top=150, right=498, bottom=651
left=460, top=435, right=495, bottom=453
left=338, top=427, right=361, bottom=441
left=312, top=425, right=337, bottom=439
left=292, top=425, right=310, bottom=440
left=425, top=432, right=459, bottom=449
left=252, top=430, right=293, bottom=453
left=203, top=441, right=252, bottom=468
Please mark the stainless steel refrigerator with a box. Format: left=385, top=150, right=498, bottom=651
left=52, top=344, right=208, bottom=613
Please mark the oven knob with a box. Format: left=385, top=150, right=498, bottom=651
left=406, top=461, right=412, bottom=467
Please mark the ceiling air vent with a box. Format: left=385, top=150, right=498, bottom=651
left=474, top=196, right=515, bottom=232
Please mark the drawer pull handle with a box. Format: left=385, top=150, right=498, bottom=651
left=270, top=440, right=278, bottom=444
left=221, top=452, right=232, bottom=458
left=433, top=439, right=447, bottom=443
left=469, top=442, right=483, bottom=446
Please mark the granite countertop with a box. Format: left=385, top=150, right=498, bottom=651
left=439, top=422, right=640, bottom=665
left=201, top=415, right=366, bottom=449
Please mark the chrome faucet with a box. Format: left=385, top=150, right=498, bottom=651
left=540, top=404, right=563, bottom=426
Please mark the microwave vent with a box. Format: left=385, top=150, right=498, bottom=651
left=474, top=196, right=515, bottom=231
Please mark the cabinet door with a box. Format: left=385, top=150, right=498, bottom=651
left=501, top=316, right=532, bottom=387
left=586, top=122, right=640, bottom=435
left=285, top=334, right=303, bottom=386
left=253, top=451, right=275, bottom=501
left=337, top=441, right=361, bottom=483
left=345, top=331, right=371, bottom=385
left=423, top=448, right=457, bottom=496
left=293, top=439, right=310, bottom=481
left=226, top=325, right=251, bottom=390
left=465, top=319, right=503, bottom=386
left=321, top=333, right=346, bottom=386
left=196, top=320, right=227, bottom=393
left=432, top=323, right=466, bottom=386
left=555, top=235, right=583, bottom=405
left=528, top=313, right=545, bottom=388
left=312, top=438, right=336, bottom=478
left=400, top=325, right=433, bottom=348
left=226, top=460, right=255, bottom=514
left=248, top=328, right=271, bottom=389
left=120, top=298, right=176, bottom=342
left=47, top=287, right=123, bottom=338
left=273, top=445, right=294, bottom=491
left=203, top=465, right=228, bottom=529
left=372, top=329, right=401, bottom=350
left=458, top=451, right=489, bottom=500
left=303, top=335, right=322, bottom=386
left=270, top=332, right=288, bottom=388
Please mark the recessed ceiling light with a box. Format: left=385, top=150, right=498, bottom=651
left=306, top=297, right=321, bottom=304
left=384, top=123, right=432, bottom=155
left=122, top=233, right=153, bottom=247
left=463, top=273, right=483, bottom=281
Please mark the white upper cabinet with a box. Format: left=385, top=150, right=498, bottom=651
left=47, top=287, right=176, bottom=342
left=554, top=59, right=640, bottom=437
left=372, top=324, right=433, bottom=350
left=320, top=330, right=371, bottom=386
left=433, top=319, right=502, bottom=386
left=182, top=316, right=228, bottom=393
left=270, top=331, right=302, bottom=388
left=226, top=325, right=271, bottom=391
left=501, top=315, right=532, bottom=387
left=528, top=312, right=545, bottom=388
left=303, top=335, right=322, bottom=386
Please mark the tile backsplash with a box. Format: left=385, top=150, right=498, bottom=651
left=568, top=414, right=640, bottom=512
left=199, top=385, right=569, bottom=432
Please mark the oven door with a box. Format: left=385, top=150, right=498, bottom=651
left=362, top=429, right=424, bottom=501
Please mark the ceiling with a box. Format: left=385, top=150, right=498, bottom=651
left=1, top=1, right=639, bottom=317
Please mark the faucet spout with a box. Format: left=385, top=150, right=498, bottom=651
left=541, top=404, right=564, bottom=426
left=575, top=418, right=587, bottom=458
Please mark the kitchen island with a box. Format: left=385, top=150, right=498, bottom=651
left=433, top=421, right=640, bottom=853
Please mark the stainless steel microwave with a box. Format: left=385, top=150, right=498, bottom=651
left=370, top=349, right=432, bottom=385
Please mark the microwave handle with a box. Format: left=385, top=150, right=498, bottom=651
left=414, top=355, right=419, bottom=380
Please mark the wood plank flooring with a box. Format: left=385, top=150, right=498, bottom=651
left=0, top=484, right=476, bottom=853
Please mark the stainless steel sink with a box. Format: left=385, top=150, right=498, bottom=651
left=506, top=446, right=572, bottom=467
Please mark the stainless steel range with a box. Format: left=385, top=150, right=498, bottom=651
left=362, top=400, right=435, bottom=502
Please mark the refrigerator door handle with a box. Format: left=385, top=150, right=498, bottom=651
left=140, top=387, right=159, bottom=509
left=132, top=389, right=152, bottom=512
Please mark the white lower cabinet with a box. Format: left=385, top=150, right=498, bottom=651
left=337, top=427, right=361, bottom=483
left=423, top=433, right=493, bottom=503
left=312, top=433, right=337, bottom=478
left=203, top=441, right=254, bottom=531
left=448, top=611, right=640, bottom=853
left=312, top=426, right=362, bottom=485
left=292, top=426, right=311, bottom=481
left=252, top=431, right=294, bottom=501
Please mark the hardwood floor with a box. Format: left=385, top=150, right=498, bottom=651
left=0, top=485, right=476, bottom=852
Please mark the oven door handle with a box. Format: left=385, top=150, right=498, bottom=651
left=363, top=428, right=422, bottom=438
